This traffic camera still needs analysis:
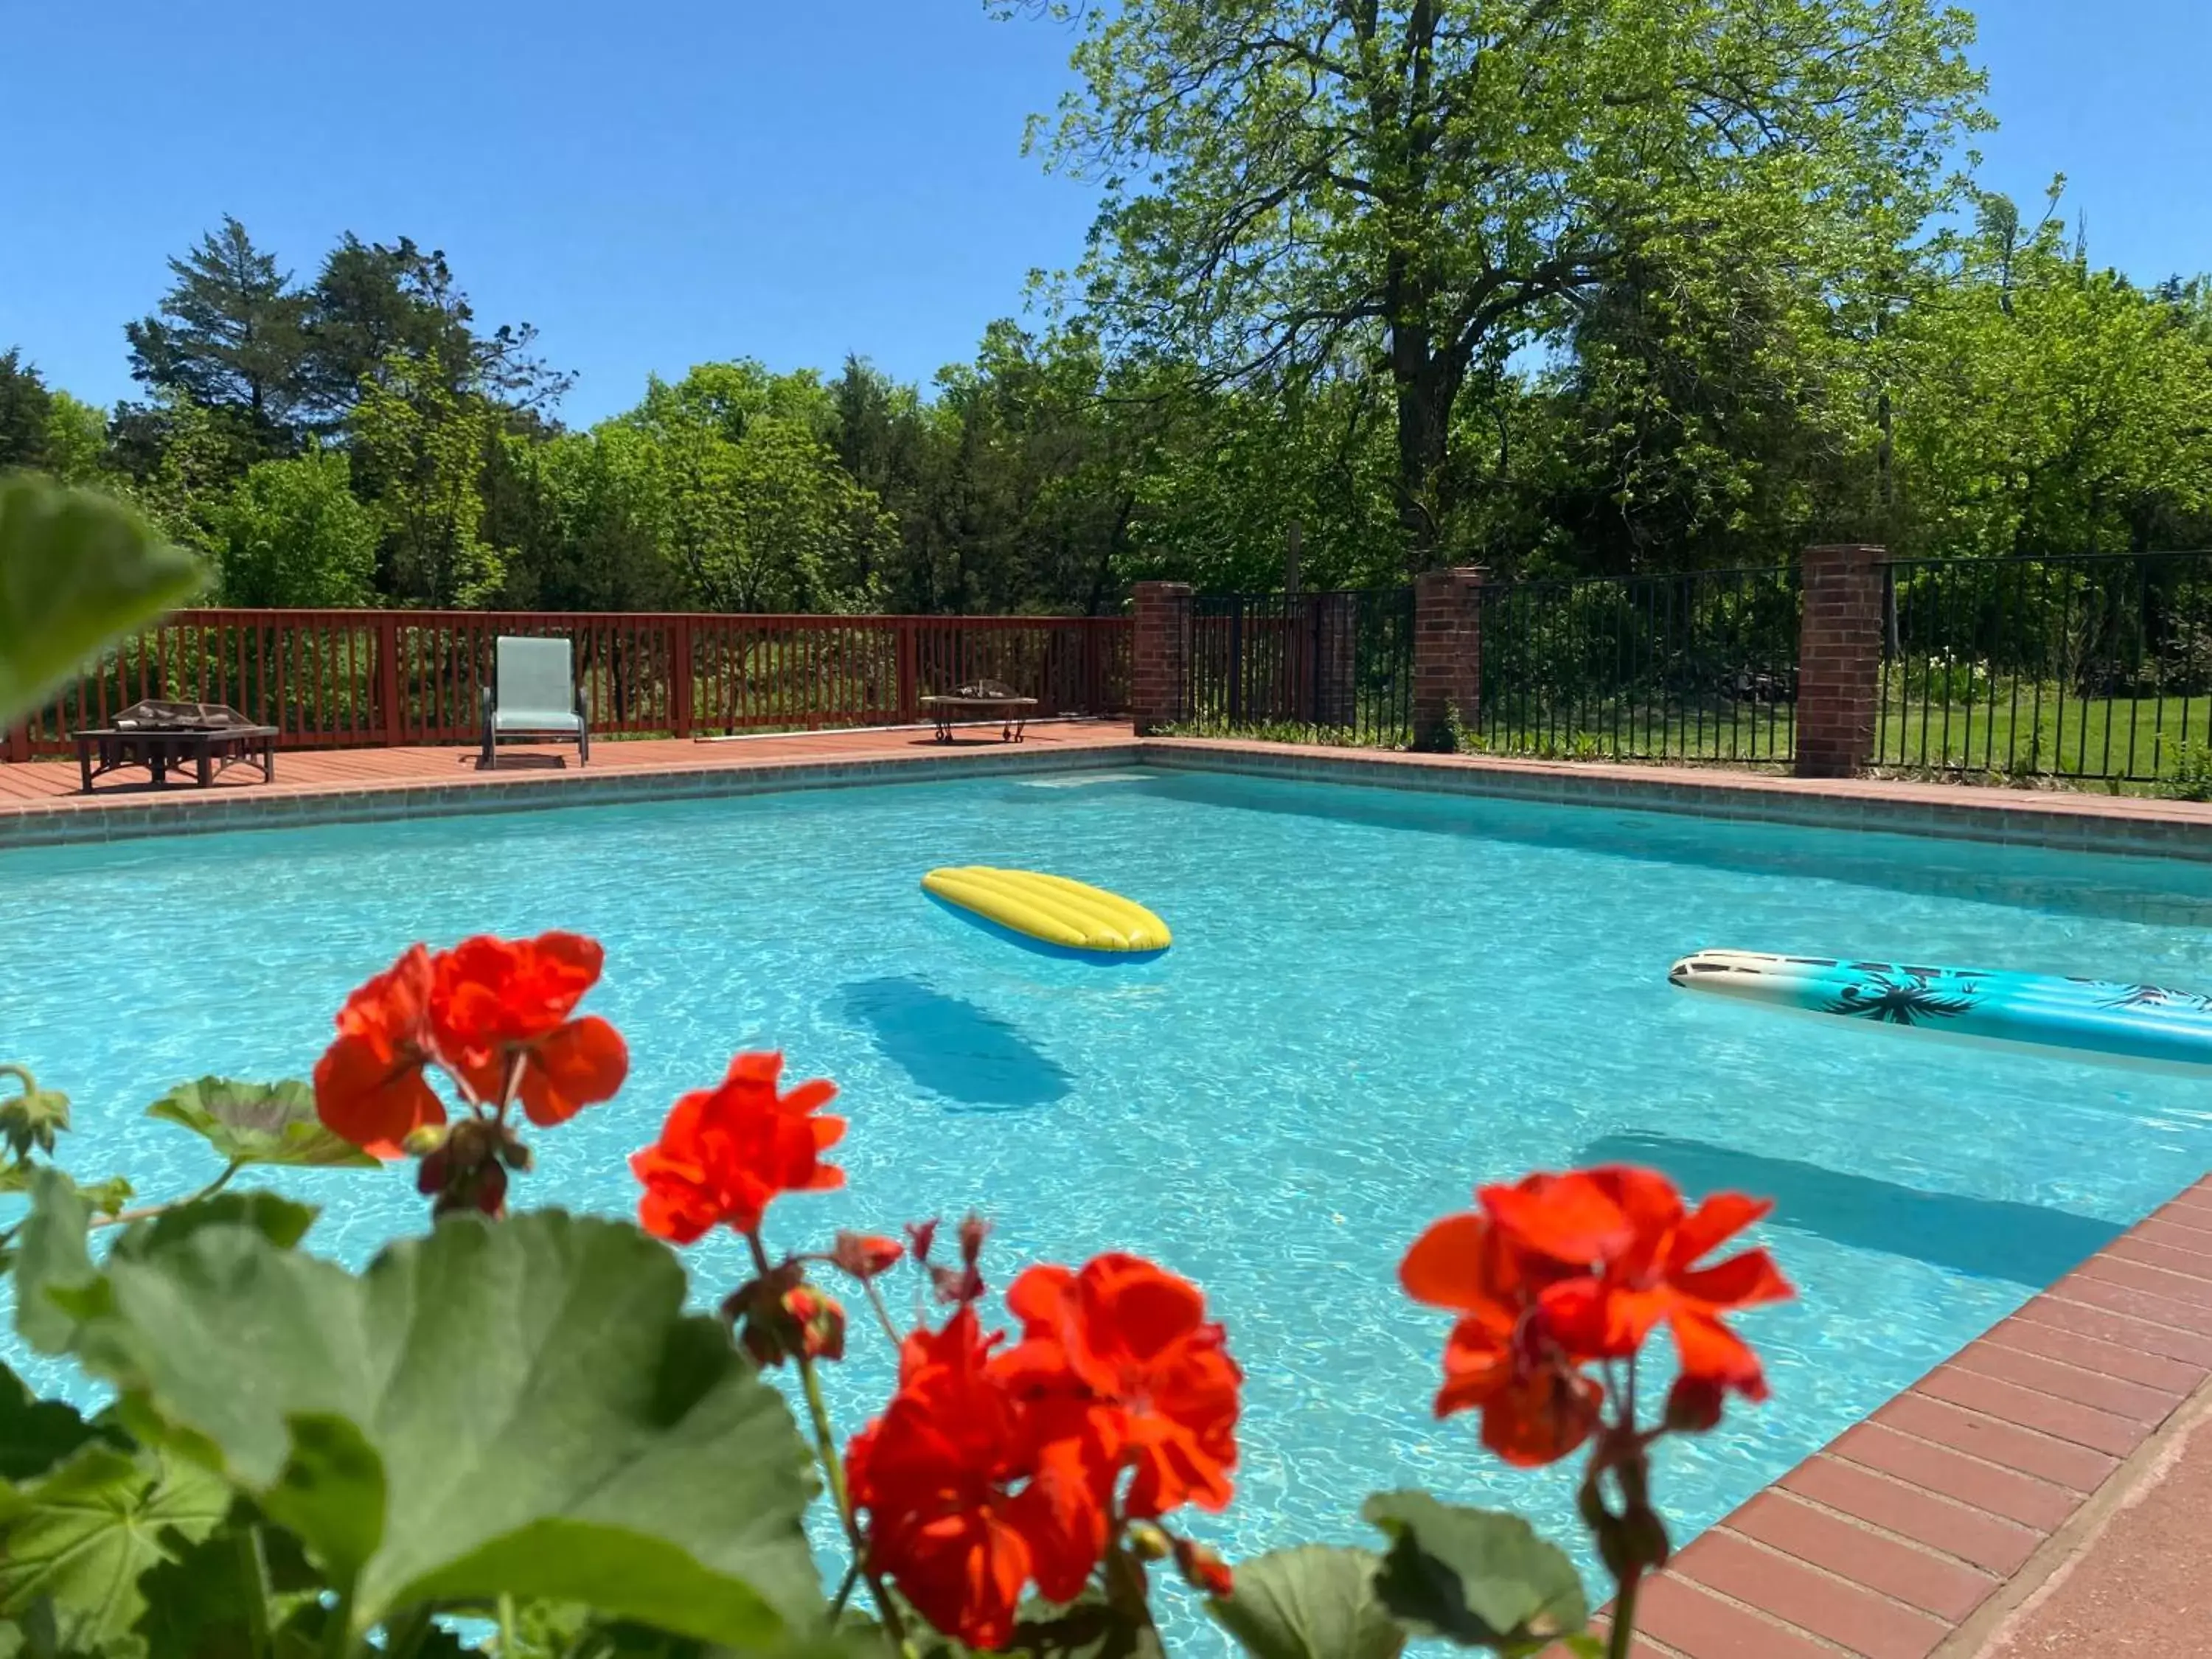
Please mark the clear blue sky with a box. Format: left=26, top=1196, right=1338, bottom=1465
left=3, top=0, right=2206, bottom=426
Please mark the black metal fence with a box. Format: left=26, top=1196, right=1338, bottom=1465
left=1475, top=566, right=1801, bottom=763
left=1877, top=552, right=2212, bottom=782
left=1182, top=589, right=1416, bottom=747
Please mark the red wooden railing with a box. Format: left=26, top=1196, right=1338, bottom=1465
left=1, top=609, right=1133, bottom=759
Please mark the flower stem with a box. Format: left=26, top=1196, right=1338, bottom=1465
left=91, top=1158, right=243, bottom=1229
left=860, top=1276, right=902, bottom=1347
left=498, top=1592, right=518, bottom=1658
left=750, top=1231, right=907, bottom=1651
left=1607, top=1568, right=1642, bottom=1659
left=1102, top=1532, right=1160, bottom=1638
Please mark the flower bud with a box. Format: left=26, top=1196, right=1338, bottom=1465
left=788, top=1287, right=847, bottom=1363
left=415, top=1147, right=450, bottom=1196
left=957, top=1211, right=991, bottom=1267
left=1125, top=1522, right=1170, bottom=1562
left=402, top=1124, right=448, bottom=1158
left=931, top=1262, right=985, bottom=1307
left=831, top=1231, right=904, bottom=1281
left=473, top=1159, right=509, bottom=1217
left=1664, top=1375, right=1726, bottom=1436
left=904, top=1218, right=939, bottom=1263
left=1172, top=1536, right=1234, bottom=1599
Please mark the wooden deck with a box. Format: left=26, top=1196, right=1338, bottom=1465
left=0, top=721, right=1138, bottom=810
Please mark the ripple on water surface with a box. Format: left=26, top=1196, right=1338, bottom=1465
left=4, top=768, right=2211, bottom=1641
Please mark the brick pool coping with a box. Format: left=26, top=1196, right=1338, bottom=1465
left=7, top=726, right=2212, bottom=858
left=1142, top=737, right=2212, bottom=862
left=1571, top=1177, right=2212, bottom=1659
left=7, top=729, right=2212, bottom=1653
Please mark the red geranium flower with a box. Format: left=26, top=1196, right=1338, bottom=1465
left=1399, top=1207, right=1604, bottom=1466
left=996, top=1253, right=1242, bottom=1520
left=313, top=933, right=628, bottom=1158
left=430, top=932, right=628, bottom=1125
left=312, top=945, right=443, bottom=1157
left=630, top=1051, right=846, bottom=1244
left=847, top=1308, right=1104, bottom=1651
left=1529, top=1166, right=1792, bottom=1399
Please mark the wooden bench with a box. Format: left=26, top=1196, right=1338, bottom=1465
left=917, top=681, right=1039, bottom=743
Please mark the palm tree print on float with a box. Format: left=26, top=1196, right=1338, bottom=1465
left=1824, top=969, right=1983, bottom=1026
left=2097, top=982, right=2212, bottom=1014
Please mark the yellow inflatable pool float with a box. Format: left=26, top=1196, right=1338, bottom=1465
left=922, top=867, right=1172, bottom=962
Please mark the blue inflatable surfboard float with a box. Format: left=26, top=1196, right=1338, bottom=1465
left=923, top=867, right=1172, bottom=964
left=1670, top=949, right=2212, bottom=1072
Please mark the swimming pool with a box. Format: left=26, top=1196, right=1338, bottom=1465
left=5, top=764, right=2211, bottom=1622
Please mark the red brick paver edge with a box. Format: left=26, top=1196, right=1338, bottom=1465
left=1607, top=1176, right=2212, bottom=1659
left=1141, top=738, right=2212, bottom=863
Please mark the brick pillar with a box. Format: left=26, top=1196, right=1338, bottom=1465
left=1307, top=592, right=1359, bottom=728
left=1130, top=580, right=1192, bottom=734
left=1411, top=566, right=1486, bottom=752
left=1795, top=543, right=1887, bottom=779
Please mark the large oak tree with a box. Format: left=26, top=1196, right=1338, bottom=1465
left=1008, top=0, right=1987, bottom=568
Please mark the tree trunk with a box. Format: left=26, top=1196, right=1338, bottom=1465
left=1391, top=356, right=1458, bottom=575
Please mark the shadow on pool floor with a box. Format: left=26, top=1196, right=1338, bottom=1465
left=839, top=975, right=1074, bottom=1111
left=1579, top=1131, right=2124, bottom=1285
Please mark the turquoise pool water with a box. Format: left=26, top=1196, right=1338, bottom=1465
left=6, top=765, right=2212, bottom=1627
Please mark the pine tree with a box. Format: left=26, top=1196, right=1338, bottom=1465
left=125, top=216, right=313, bottom=434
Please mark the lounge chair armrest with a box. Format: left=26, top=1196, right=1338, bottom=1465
left=574, top=685, right=590, bottom=724
left=481, top=685, right=495, bottom=727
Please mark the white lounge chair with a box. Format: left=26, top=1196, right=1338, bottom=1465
left=480, top=636, right=589, bottom=768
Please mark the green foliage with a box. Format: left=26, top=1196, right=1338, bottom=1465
left=1012, top=0, right=1988, bottom=566
left=1205, top=1546, right=1404, bottom=1659
left=0, top=1440, right=230, bottom=1648
left=0, top=1364, right=109, bottom=1484
left=1, top=1066, right=72, bottom=1163
left=0, top=472, right=205, bottom=726
left=206, top=447, right=380, bottom=607
left=1363, top=1491, right=1588, bottom=1652
left=145, top=1078, right=379, bottom=1171
left=1, top=349, right=58, bottom=472
left=350, top=350, right=501, bottom=605
left=2165, top=742, right=2212, bottom=802
left=32, top=1189, right=824, bottom=1649
left=1891, top=193, right=2212, bottom=560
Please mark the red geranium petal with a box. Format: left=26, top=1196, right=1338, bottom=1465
left=1673, top=1248, right=1793, bottom=1311
left=1481, top=1367, right=1602, bottom=1467
left=312, top=1034, right=445, bottom=1158
left=1481, top=1172, right=1635, bottom=1268
left=518, top=1015, right=630, bottom=1126
left=1399, top=1212, right=1497, bottom=1312
left=1671, top=1192, right=1775, bottom=1268
left=1671, top=1308, right=1769, bottom=1396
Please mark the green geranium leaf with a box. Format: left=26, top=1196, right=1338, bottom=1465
left=110, top=1192, right=319, bottom=1260
left=145, top=1079, right=376, bottom=1171
left=58, top=1208, right=825, bottom=1649
left=15, top=1168, right=97, bottom=1355
left=0, top=1441, right=228, bottom=1649
left=1206, top=1545, right=1404, bottom=1659
left=1363, top=1491, right=1587, bottom=1652
left=136, top=1522, right=331, bottom=1659
left=0, top=1363, right=113, bottom=1483
left=0, top=473, right=205, bottom=727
